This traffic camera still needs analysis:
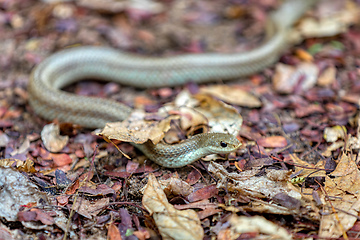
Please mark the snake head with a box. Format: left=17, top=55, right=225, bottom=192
left=203, top=133, right=241, bottom=154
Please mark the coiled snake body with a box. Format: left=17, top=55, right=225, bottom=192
left=28, top=0, right=318, bottom=168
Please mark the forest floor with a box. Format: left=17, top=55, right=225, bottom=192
left=1, top=0, right=360, bottom=239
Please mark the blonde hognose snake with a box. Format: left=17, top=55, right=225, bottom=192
left=28, top=0, right=318, bottom=168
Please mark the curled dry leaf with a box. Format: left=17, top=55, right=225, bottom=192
left=320, top=148, right=360, bottom=238
left=322, top=141, right=345, bottom=157
left=193, top=93, right=243, bottom=135
left=99, top=110, right=179, bottom=144
left=200, top=85, right=262, bottom=108
left=323, top=125, right=347, bottom=142
left=272, top=63, right=319, bottom=94
left=159, top=177, right=194, bottom=197
left=0, top=158, right=36, bottom=173
left=10, top=137, right=30, bottom=156
left=289, top=154, right=327, bottom=179
left=208, top=162, right=302, bottom=212
left=241, top=200, right=297, bottom=215
left=142, top=173, right=203, bottom=240
left=175, top=107, right=208, bottom=132
left=71, top=197, right=110, bottom=219
left=219, top=215, right=292, bottom=240
left=77, top=0, right=164, bottom=14
left=41, top=123, right=69, bottom=152
left=317, top=66, right=336, bottom=87
left=297, top=1, right=360, bottom=38
left=348, top=136, right=360, bottom=149
left=161, top=90, right=243, bottom=136
left=100, top=90, right=243, bottom=148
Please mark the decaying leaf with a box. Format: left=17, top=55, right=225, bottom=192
left=10, top=137, right=30, bottom=156
left=100, top=90, right=243, bottom=146
left=72, top=197, right=110, bottom=219
left=174, top=107, right=208, bottom=132
left=317, top=66, right=336, bottom=87
left=200, top=85, right=262, bottom=108
left=99, top=110, right=179, bottom=144
left=107, top=223, right=122, bottom=240
left=77, top=0, right=164, bottom=14
left=0, top=167, right=49, bottom=221
left=319, top=149, right=360, bottom=238
left=289, top=154, right=327, bottom=180
left=41, top=123, right=69, bottom=152
left=0, top=158, right=36, bottom=173
left=161, top=90, right=243, bottom=135
left=193, top=94, right=243, bottom=135
left=273, top=62, right=319, bottom=94
left=322, top=141, right=345, bottom=157
left=218, top=215, right=292, bottom=240
left=142, top=173, right=203, bottom=240
left=257, top=136, right=288, bottom=148
left=208, top=162, right=302, bottom=213
left=323, top=125, right=347, bottom=142
left=297, top=0, right=360, bottom=38
left=159, top=177, right=194, bottom=197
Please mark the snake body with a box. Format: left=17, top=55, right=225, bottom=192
left=28, top=0, right=317, bottom=168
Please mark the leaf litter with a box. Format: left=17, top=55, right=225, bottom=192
left=1, top=0, right=360, bottom=239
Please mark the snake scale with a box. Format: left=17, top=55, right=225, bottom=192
left=28, top=0, right=318, bottom=168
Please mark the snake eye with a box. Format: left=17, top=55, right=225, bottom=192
left=220, top=141, right=227, bottom=148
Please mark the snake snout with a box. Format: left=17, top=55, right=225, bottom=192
left=206, top=133, right=241, bottom=154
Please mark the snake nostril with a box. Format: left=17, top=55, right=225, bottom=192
left=220, top=141, right=227, bottom=148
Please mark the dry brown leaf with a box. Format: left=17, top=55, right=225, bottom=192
left=319, top=150, right=360, bottom=238
left=77, top=0, right=164, bottom=14
left=72, top=197, right=110, bottom=219
left=0, top=158, right=36, bottom=173
left=273, top=63, right=319, bottom=94
left=159, top=177, right=194, bottom=197
left=297, top=0, right=360, bottom=38
left=41, top=123, right=69, bottom=152
left=241, top=201, right=295, bottom=215
left=107, top=223, right=122, bottom=240
left=295, top=48, right=313, bottom=62
left=133, top=229, right=151, bottom=240
left=142, top=173, right=203, bottom=240
left=193, top=93, right=243, bottom=135
left=323, top=125, right=347, bottom=142
left=257, top=136, right=287, bottom=148
left=160, top=90, right=243, bottom=135
left=175, top=107, right=208, bottom=132
left=225, top=215, right=292, bottom=240
left=322, top=141, right=345, bottom=157
left=289, top=154, right=327, bottom=179
left=200, top=85, right=262, bottom=108
left=317, top=66, right=336, bottom=87
left=99, top=110, right=179, bottom=144
left=348, top=136, right=360, bottom=149
left=10, top=137, right=30, bottom=156
left=209, top=162, right=301, bottom=212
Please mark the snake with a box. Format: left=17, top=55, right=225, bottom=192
left=28, top=0, right=318, bottom=168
